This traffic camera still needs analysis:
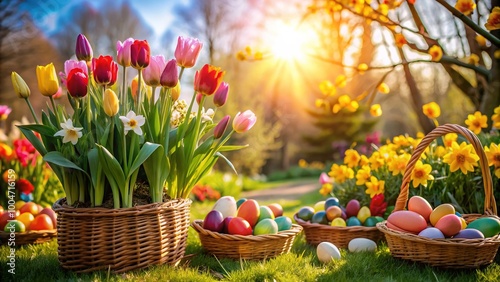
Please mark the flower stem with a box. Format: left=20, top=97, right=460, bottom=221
left=49, top=96, right=61, bottom=125
left=24, top=98, right=40, bottom=124
left=137, top=70, right=143, bottom=115
left=121, top=66, right=127, bottom=115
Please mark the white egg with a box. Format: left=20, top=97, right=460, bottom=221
left=348, top=238, right=377, bottom=253
left=212, top=196, right=237, bottom=218
left=316, top=242, right=341, bottom=263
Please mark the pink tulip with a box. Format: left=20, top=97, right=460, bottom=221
left=143, top=55, right=166, bottom=87
left=65, top=60, right=88, bottom=76
left=116, top=38, right=134, bottom=67
left=319, top=172, right=331, bottom=185
left=213, top=82, right=229, bottom=107
left=214, top=115, right=230, bottom=139
left=75, top=34, right=93, bottom=62
left=232, top=110, right=256, bottom=133
left=174, top=36, right=203, bottom=68
left=0, top=105, right=12, bottom=121
left=160, top=59, right=178, bottom=88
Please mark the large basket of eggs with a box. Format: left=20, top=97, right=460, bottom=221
left=293, top=197, right=385, bottom=248
left=376, top=124, right=500, bottom=268
left=191, top=197, right=303, bottom=260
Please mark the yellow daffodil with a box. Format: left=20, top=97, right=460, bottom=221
left=365, top=176, right=385, bottom=198
left=455, top=0, right=476, bottom=16
left=444, top=133, right=458, bottom=147
left=485, top=143, right=500, bottom=177
left=422, top=102, right=441, bottom=119
left=485, top=7, right=500, bottom=31
left=370, top=104, right=382, bottom=117
left=119, top=111, right=146, bottom=135
left=411, top=160, right=434, bottom=188
left=388, top=153, right=410, bottom=176
left=355, top=165, right=371, bottom=186
left=319, top=183, right=333, bottom=196
left=54, top=119, right=83, bottom=145
left=369, top=151, right=385, bottom=170
left=344, top=149, right=361, bottom=168
left=328, top=164, right=354, bottom=184
left=491, top=106, right=500, bottom=129
left=464, top=111, right=488, bottom=134
left=360, top=155, right=370, bottom=166
left=443, top=142, right=479, bottom=174
left=429, top=45, right=443, bottom=61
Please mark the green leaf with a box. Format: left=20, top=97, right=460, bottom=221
left=18, top=126, right=48, bottom=156
left=194, top=137, right=214, bottom=156
left=43, top=151, right=88, bottom=175
left=87, top=148, right=100, bottom=188
left=216, top=152, right=237, bottom=174
left=18, top=124, right=57, bottom=137
left=218, top=144, right=249, bottom=152
left=96, top=144, right=125, bottom=188
left=128, top=142, right=161, bottom=178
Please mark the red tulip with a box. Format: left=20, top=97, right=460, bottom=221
left=92, top=55, right=118, bottom=86
left=67, top=68, right=88, bottom=98
left=130, top=40, right=150, bottom=69
left=194, top=64, right=224, bottom=96
left=369, top=194, right=387, bottom=217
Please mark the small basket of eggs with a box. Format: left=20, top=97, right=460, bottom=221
left=376, top=124, right=500, bottom=268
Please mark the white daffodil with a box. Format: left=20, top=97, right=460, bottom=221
left=201, top=108, right=215, bottom=123
left=54, top=119, right=83, bottom=145
left=119, top=110, right=145, bottom=135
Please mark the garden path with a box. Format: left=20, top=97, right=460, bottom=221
left=241, top=179, right=319, bottom=202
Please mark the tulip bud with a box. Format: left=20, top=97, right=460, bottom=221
left=36, top=63, right=60, bottom=97
left=11, top=72, right=31, bottom=99
left=130, top=40, right=150, bottom=69
left=103, top=89, right=119, bottom=117
left=232, top=110, right=257, bottom=133
left=214, top=115, right=230, bottom=139
left=75, top=34, right=93, bottom=62
left=171, top=82, right=181, bottom=101
left=213, top=82, right=229, bottom=107
left=116, top=38, right=134, bottom=67
left=175, top=36, right=203, bottom=68
left=66, top=68, right=88, bottom=98
left=160, top=59, right=178, bottom=88
left=195, top=93, right=203, bottom=105
left=319, top=172, right=331, bottom=185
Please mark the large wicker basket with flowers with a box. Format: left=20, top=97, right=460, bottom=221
left=293, top=215, right=384, bottom=248
left=376, top=124, right=500, bottom=268
left=191, top=220, right=302, bottom=260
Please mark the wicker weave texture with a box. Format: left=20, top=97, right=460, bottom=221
left=191, top=220, right=302, bottom=260
left=377, top=124, right=500, bottom=268
left=53, top=198, right=191, bottom=273
left=294, top=215, right=384, bottom=248
left=0, top=230, right=56, bottom=246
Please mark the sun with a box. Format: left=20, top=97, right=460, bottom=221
left=269, top=24, right=307, bottom=61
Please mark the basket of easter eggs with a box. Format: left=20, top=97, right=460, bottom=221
left=293, top=197, right=385, bottom=249
left=191, top=197, right=302, bottom=260
left=376, top=124, right=500, bottom=268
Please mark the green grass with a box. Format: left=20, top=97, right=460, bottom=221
left=1, top=189, right=499, bottom=282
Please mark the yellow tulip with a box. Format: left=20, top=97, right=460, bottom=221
left=171, top=82, right=181, bottom=101
left=36, top=63, right=59, bottom=96
left=103, top=89, right=119, bottom=117
left=11, top=72, right=31, bottom=99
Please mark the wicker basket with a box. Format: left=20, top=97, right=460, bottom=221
left=191, top=220, right=302, bottom=260
left=0, top=229, right=56, bottom=246
left=293, top=215, right=384, bottom=248
left=376, top=123, right=500, bottom=268
left=53, top=197, right=191, bottom=273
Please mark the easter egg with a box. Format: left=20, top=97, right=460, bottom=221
left=363, top=216, right=379, bottom=227
left=466, top=217, right=500, bottom=238
left=222, top=216, right=234, bottom=233
left=386, top=221, right=408, bottom=232
left=311, top=211, right=329, bottom=225
left=387, top=210, right=427, bottom=234
left=254, top=218, right=279, bottom=235
left=435, top=214, right=462, bottom=237
left=357, top=206, right=371, bottom=224
left=227, top=217, right=253, bottom=235
left=237, top=199, right=260, bottom=227
left=324, top=197, right=340, bottom=210
left=430, top=204, right=455, bottom=226
left=346, top=216, right=362, bottom=227
left=408, top=196, right=433, bottom=222
left=331, top=218, right=346, bottom=227
left=267, top=203, right=283, bottom=218
left=317, top=242, right=341, bottom=263
left=325, top=206, right=342, bottom=221
left=296, top=207, right=315, bottom=221
left=460, top=217, right=467, bottom=229
left=275, top=216, right=292, bottom=231
left=236, top=198, right=247, bottom=209
left=313, top=201, right=326, bottom=212
left=453, top=228, right=485, bottom=239
left=258, top=206, right=275, bottom=222
left=348, top=238, right=377, bottom=252
left=203, top=210, right=224, bottom=232
left=418, top=227, right=445, bottom=239
left=346, top=200, right=361, bottom=218
left=212, top=196, right=237, bottom=218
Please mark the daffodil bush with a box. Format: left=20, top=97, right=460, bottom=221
left=11, top=34, right=256, bottom=208
left=319, top=102, right=500, bottom=215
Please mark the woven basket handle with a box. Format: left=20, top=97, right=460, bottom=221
left=394, top=123, right=496, bottom=215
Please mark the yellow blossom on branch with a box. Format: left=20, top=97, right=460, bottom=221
left=454, top=0, right=476, bottom=16
left=395, top=33, right=407, bottom=48
left=370, top=104, right=382, bottom=117
left=357, top=63, right=368, bottom=74
left=377, top=82, right=390, bottom=94
left=464, top=111, right=487, bottom=134
left=429, top=45, right=443, bottom=61
left=422, top=101, right=441, bottom=119
left=467, top=54, right=480, bottom=65
left=335, top=75, right=347, bottom=88
left=411, top=160, right=434, bottom=188
left=475, top=34, right=487, bottom=47
left=365, top=176, right=385, bottom=198
left=319, top=80, right=336, bottom=96
left=443, top=142, right=479, bottom=174
left=485, top=7, right=500, bottom=31
left=495, top=50, right=500, bottom=59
